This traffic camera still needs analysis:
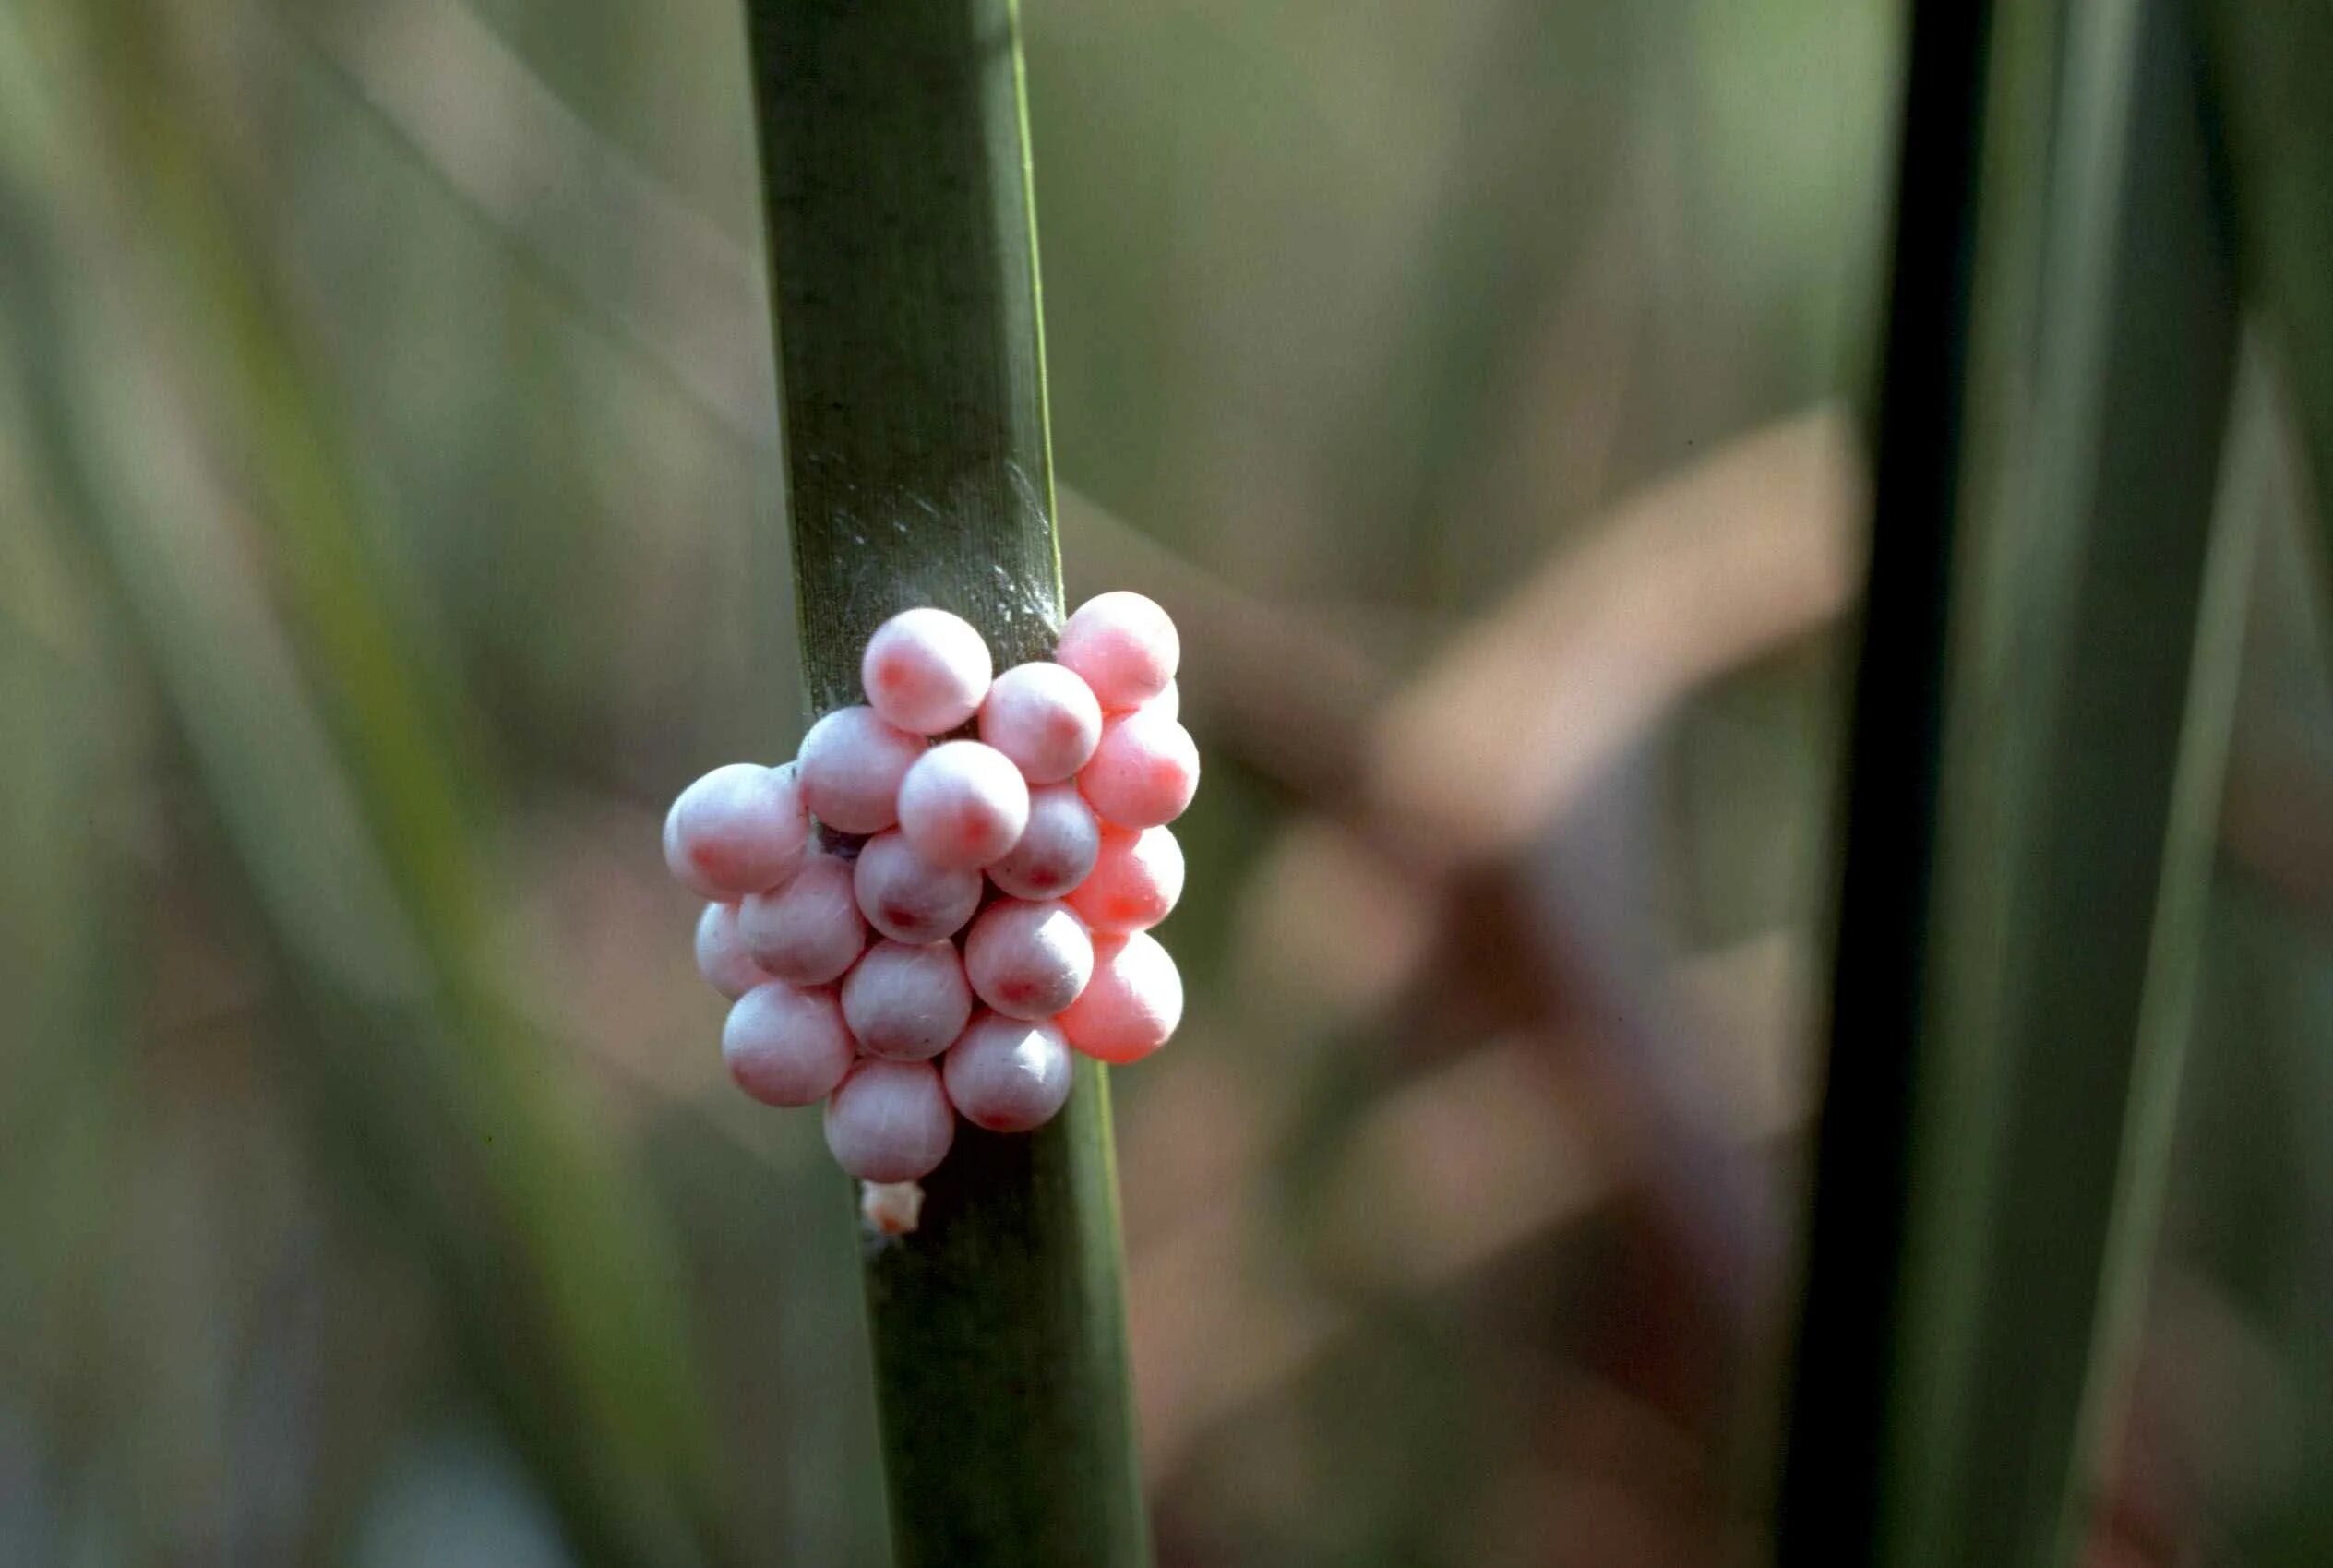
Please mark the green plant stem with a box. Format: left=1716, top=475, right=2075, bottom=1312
left=1780, top=1, right=2246, bottom=1565
left=739, top=3, right=1149, bottom=1563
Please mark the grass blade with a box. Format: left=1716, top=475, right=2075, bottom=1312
left=1779, top=1, right=2246, bottom=1564
left=2190, top=0, right=2333, bottom=533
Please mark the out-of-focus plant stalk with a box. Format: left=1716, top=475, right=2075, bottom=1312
left=2190, top=0, right=2333, bottom=533
left=738, top=2, right=1150, bottom=1563
left=1779, top=0, right=2247, bottom=1565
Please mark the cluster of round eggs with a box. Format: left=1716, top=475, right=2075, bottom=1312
left=664, top=592, right=1196, bottom=1184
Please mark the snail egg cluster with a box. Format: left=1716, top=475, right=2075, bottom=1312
left=665, top=592, right=1195, bottom=1186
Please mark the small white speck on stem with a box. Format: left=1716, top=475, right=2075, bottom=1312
left=860, top=1179, right=926, bottom=1237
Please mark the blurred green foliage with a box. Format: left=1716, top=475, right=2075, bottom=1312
left=0, top=0, right=2324, bottom=1564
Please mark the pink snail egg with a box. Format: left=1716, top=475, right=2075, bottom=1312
left=842, top=939, right=975, bottom=1062
left=978, top=661, right=1104, bottom=783
left=963, top=898, right=1094, bottom=1021
left=797, top=705, right=926, bottom=834
left=1054, top=590, right=1178, bottom=711
left=738, top=855, right=867, bottom=987
left=1077, top=710, right=1200, bottom=829
left=824, top=1058, right=956, bottom=1182
left=986, top=782, right=1102, bottom=901
left=942, top=1013, right=1074, bottom=1133
left=862, top=606, right=993, bottom=735
left=1064, top=824, right=1185, bottom=934
left=853, top=829, right=985, bottom=944
left=1058, top=930, right=1183, bottom=1065
left=897, top=740, right=1030, bottom=870
left=695, top=902, right=772, bottom=1000
left=663, top=762, right=808, bottom=899
left=724, top=981, right=855, bottom=1107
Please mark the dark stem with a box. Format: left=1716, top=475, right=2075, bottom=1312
left=1774, top=0, right=1998, bottom=1557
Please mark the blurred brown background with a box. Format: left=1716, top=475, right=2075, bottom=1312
left=2, top=0, right=2327, bottom=1563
